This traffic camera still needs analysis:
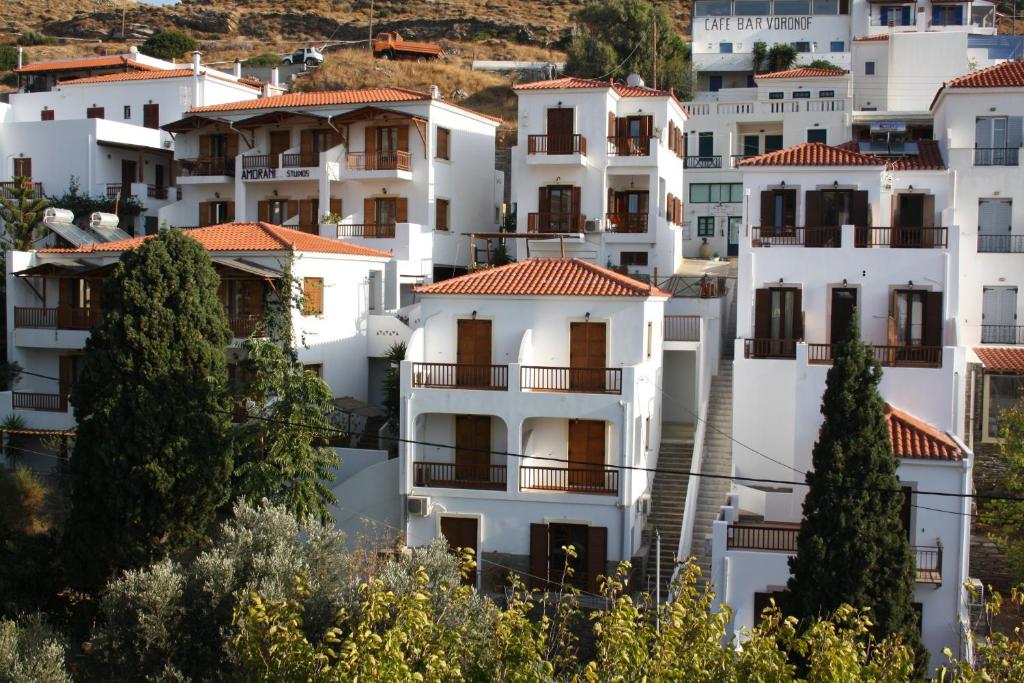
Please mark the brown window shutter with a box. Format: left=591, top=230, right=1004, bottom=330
left=760, top=191, right=774, bottom=226
left=86, top=107, right=104, bottom=119
left=538, top=186, right=550, bottom=212
left=286, top=199, right=299, bottom=222
left=617, top=117, right=629, bottom=139
left=303, top=277, right=324, bottom=315
left=226, top=201, right=235, bottom=222
left=41, top=109, right=54, bottom=121
left=398, top=125, right=410, bottom=153
left=921, top=194, right=935, bottom=228
left=607, top=112, right=616, bottom=138
left=436, top=199, right=448, bottom=231
left=754, top=289, right=771, bottom=339
left=641, top=115, right=653, bottom=139
left=586, top=526, right=608, bottom=594
left=330, top=197, right=342, bottom=216
left=571, top=187, right=581, bottom=216
left=851, top=190, right=870, bottom=226
left=668, top=193, right=675, bottom=223
left=257, top=200, right=270, bottom=223
left=199, top=135, right=212, bottom=159
left=783, top=190, right=797, bottom=227
left=667, top=121, right=675, bottom=151
left=365, top=126, right=377, bottom=156
left=791, top=289, right=804, bottom=340
left=529, top=523, right=548, bottom=589
left=924, top=291, right=943, bottom=346
left=143, top=103, right=159, bottom=129
left=300, top=130, right=314, bottom=157
left=676, top=198, right=683, bottom=225
left=396, top=197, right=409, bottom=223
left=804, top=190, right=823, bottom=226
left=226, top=133, right=239, bottom=159
left=299, top=199, right=313, bottom=225
left=198, top=202, right=212, bottom=227
left=364, top=197, right=376, bottom=224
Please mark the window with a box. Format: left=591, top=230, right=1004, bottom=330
left=690, top=183, right=743, bottom=204
left=720, top=42, right=733, bottom=54
left=621, top=251, right=648, bottom=266
left=765, top=135, right=784, bottom=153
left=436, top=126, right=451, bottom=160
left=865, top=61, right=876, bottom=76
left=975, top=116, right=1022, bottom=165
left=807, top=129, right=827, bottom=144
left=775, top=0, right=811, bottom=14
left=790, top=42, right=811, bottom=53
left=698, top=131, right=714, bottom=157
left=819, top=89, right=835, bottom=98
left=123, top=105, right=131, bottom=120
left=769, top=91, right=784, bottom=100
left=793, top=90, right=811, bottom=99
left=752, top=287, right=803, bottom=357
left=436, top=198, right=450, bottom=231
left=304, top=364, right=324, bottom=378
left=698, top=216, right=716, bottom=237
left=694, top=0, right=732, bottom=16
left=143, top=103, right=159, bottom=129
left=735, top=0, right=771, bottom=14
left=743, top=135, right=760, bottom=157
left=86, top=106, right=104, bottom=119
left=40, top=109, right=54, bottom=121
left=302, top=277, right=324, bottom=315
left=813, top=0, right=838, bottom=13
left=984, top=374, right=1024, bottom=441
left=932, top=4, right=964, bottom=25
left=709, top=75, right=723, bottom=92
left=830, top=41, right=844, bottom=51
left=880, top=5, right=912, bottom=25
left=12, top=158, right=31, bottom=179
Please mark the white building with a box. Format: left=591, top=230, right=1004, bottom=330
left=2, top=222, right=392, bottom=434
left=160, top=87, right=503, bottom=297
left=399, top=258, right=668, bottom=593
left=710, top=140, right=973, bottom=663
left=0, top=50, right=263, bottom=234
left=508, top=76, right=688, bottom=281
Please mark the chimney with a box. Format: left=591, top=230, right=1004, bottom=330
left=16, top=47, right=23, bottom=69
left=191, top=50, right=201, bottom=75
left=429, top=84, right=441, bottom=100
left=233, top=58, right=242, bottom=78
left=270, top=67, right=280, bottom=87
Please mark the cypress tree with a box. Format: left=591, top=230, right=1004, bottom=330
left=64, top=230, right=233, bottom=590
left=786, top=312, right=925, bottom=668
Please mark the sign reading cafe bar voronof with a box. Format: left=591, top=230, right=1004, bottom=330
left=703, top=16, right=815, bottom=31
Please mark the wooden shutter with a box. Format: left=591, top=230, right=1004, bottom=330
left=667, top=193, right=675, bottom=223
left=198, top=202, right=212, bottom=227
left=891, top=193, right=903, bottom=228
left=921, top=194, right=935, bottom=228
left=300, top=130, right=314, bottom=159
left=330, top=197, right=342, bottom=216
left=851, top=190, right=869, bottom=226
left=617, top=117, right=629, bottom=140
left=924, top=291, right=943, bottom=346
left=199, top=134, right=212, bottom=158
left=41, top=109, right=54, bottom=121
left=299, top=199, right=314, bottom=226
left=607, top=112, right=616, bottom=139
left=226, top=201, right=235, bottom=221
left=398, top=125, right=410, bottom=153
left=436, top=199, right=448, bottom=231
left=538, top=186, right=550, bottom=212
left=86, top=107, right=104, bottom=119
left=303, top=277, right=324, bottom=315
left=396, top=197, right=409, bottom=223
left=142, top=103, right=159, bottom=129
left=529, top=523, right=548, bottom=589
left=571, top=187, right=581, bottom=216
left=586, top=526, right=608, bottom=594
left=791, top=288, right=804, bottom=340
left=754, top=289, right=771, bottom=339
left=364, top=197, right=376, bottom=224
left=668, top=121, right=675, bottom=152
left=804, top=190, right=823, bottom=226
left=13, top=158, right=32, bottom=179
left=286, top=199, right=299, bottom=222
left=676, top=198, right=683, bottom=225
left=640, top=115, right=653, bottom=140
left=257, top=200, right=270, bottom=223
left=226, top=132, right=239, bottom=159
left=365, top=126, right=377, bottom=157
left=760, top=191, right=774, bottom=227
left=607, top=187, right=614, bottom=215
left=888, top=290, right=900, bottom=346
left=783, top=190, right=796, bottom=227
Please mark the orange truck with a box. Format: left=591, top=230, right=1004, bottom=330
left=372, top=32, right=445, bottom=61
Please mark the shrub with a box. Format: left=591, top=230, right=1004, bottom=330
left=16, top=32, right=58, bottom=47
left=0, top=615, right=70, bottom=683
left=140, top=31, right=198, bottom=61
left=0, top=46, right=20, bottom=73
left=243, top=53, right=280, bottom=67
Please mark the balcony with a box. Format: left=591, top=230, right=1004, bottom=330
left=607, top=136, right=652, bottom=156
left=981, top=325, right=1024, bottom=345
left=978, top=234, right=1024, bottom=253
left=752, top=226, right=842, bottom=248
left=178, top=156, right=235, bottom=178
left=0, top=181, right=44, bottom=198
left=974, top=147, right=1020, bottom=166
left=14, top=306, right=101, bottom=331
left=726, top=523, right=942, bottom=583
left=750, top=226, right=948, bottom=249
left=520, top=366, right=622, bottom=394
left=345, top=150, right=410, bottom=171
left=526, top=213, right=584, bottom=233
left=336, top=223, right=397, bottom=238
left=12, top=391, right=67, bottom=412
left=605, top=212, right=648, bottom=233
left=411, top=363, right=509, bottom=391
left=519, top=465, right=618, bottom=495
left=660, top=275, right=729, bottom=299
left=527, top=134, right=587, bottom=155
left=665, top=315, right=701, bottom=342
left=744, top=338, right=798, bottom=360
left=806, top=343, right=943, bottom=368
left=242, top=154, right=273, bottom=171
left=282, top=153, right=319, bottom=168
left=413, top=461, right=507, bottom=491
left=228, top=315, right=268, bottom=339
left=854, top=227, right=948, bottom=249
left=684, top=155, right=722, bottom=169
left=146, top=185, right=169, bottom=200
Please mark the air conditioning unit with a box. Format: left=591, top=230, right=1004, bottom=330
left=585, top=218, right=604, bottom=233
left=162, top=140, right=173, bottom=149
left=638, top=495, right=653, bottom=516
left=407, top=496, right=430, bottom=517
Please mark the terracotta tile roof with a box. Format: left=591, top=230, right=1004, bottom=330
left=755, top=67, right=848, bottom=80
left=738, top=142, right=883, bottom=167
left=413, top=258, right=670, bottom=298
left=853, top=34, right=890, bottom=42
left=514, top=76, right=675, bottom=98
left=974, top=347, right=1024, bottom=372
left=835, top=139, right=946, bottom=170
left=945, top=60, right=1024, bottom=89
left=885, top=403, right=965, bottom=461
left=40, top=223, right=391, bottom=258
left=59, top=68, right=195, bottom=85
left=15, top=56, right=159, bottom=74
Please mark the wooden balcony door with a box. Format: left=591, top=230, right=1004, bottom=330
left=569, top=321, right=606, bottom=391
left=269, top=130, right=291, bottom=159
left=890, top=289, right=942, bottom=348
left=538, top=185, right=580, bottom=233
left=440, top=516, right=478, bottom=586
left=219, top=279, right=265, bottom=321
left=456, top=319, right=492, bottom=387
left=568, top=419, right=606, bottom=489
left=610, top=190, right=648, bottom=232
left=455, top=415, right=491, bottom=484
left=121, top=159, right=138, bottom=194
left=531, top=522, right=607, bottom=592
left=892, top=193, right=936, bottom=247
left=759, top=189, right=797, bottom=232
left=753, top=287, right=803, bottom=357
left=546, top=107, right=574, bottom=153
left=830, top=287, right=858, bottom=344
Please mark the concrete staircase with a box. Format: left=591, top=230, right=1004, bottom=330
left=643, top=423, right=695, bottom=597
left=692, top=360, right=734, bottom=589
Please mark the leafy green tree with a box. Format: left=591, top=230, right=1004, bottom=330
left=243, top=53, right=282, bottom=67
left=232, top=338, right=339, bottom=522
left=787, top=313, right=925, bottom=669
left=765, top=43, right=799, bottom=73
left=46, top=176, right=144, bottom=234
left=806, top=59, right=845, bottom=71
left=63, top=230, right=233, bottom=590
left=16, top=32, right=58, bottom=47
left=382, top=342, right=406, bottom=423
left=0, top=615, right=70, bottom=683
left=0, top=46, right=22, bottom=73
left=980, top=401, right=1024, bottom=584
left=752, top=41, right=768, bottom=73
left=565, top=0, right=693, bottom=97
left=140, top=31, right=198, bottom=61
left=0, top=177, right=48, bottom=251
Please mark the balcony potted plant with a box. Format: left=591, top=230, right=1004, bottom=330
left=321, top=211, right=342, bottom=236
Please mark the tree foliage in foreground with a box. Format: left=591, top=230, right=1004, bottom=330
left=981, top=400, right=1024, bottom=586
left=140, top=31, right=197, bottom=61
left=0, top=176, right=48, bottom=251
left=63, top=230, right=234, bottom=590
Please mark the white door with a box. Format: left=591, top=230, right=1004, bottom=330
left=982, top=286, right=1018, bottom=343
left=978, top=199, right=1012, bottom=252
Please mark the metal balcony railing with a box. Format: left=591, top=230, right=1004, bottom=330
left=411, top=363, right=509, bottom=390
left=806, top=343, right=943, bottom=368
left=974, top=147, right=1020, bottom=166
left=684, top=155, right=722, bottom=169
left=978, top=234, right=1024, bottom=253
left=414, top=462, right=507, bottom=490
left=981, top=325, right=1024, bottom=345
left=336, top=223, right=397, bottom=238
left=605, top=212, right=648, bottom=233
left=520, top=366, right=622, bottom=394
left=752, top=226, right=842, bottom=248
left=519, top=465, right=618, bottom=495
left=527, top=134, right=587, bottom=155
left=854, top=227, right=948, bottom=248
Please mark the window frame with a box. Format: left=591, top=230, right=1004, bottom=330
left=819, top=89, right=835, bottom=98
left=620, top=251, right=649, bottom=267
left=982, top=373, right=1024, bottom=442
left=865, top=61, right=876, bottom=76
left=792, top=90, right=811, bottom=99
left=436, top=197, right=450, bottom=232
left=123, top=105, right=131, bottom=120
left=698, top=216, right=716, bottom=237
left=807, top=128, right=828, bottom=144
left=768, top=91, right=785, bottom=100
left=436, top=126, right=451, bottom=160
left=302, top=277, right=325, bottom=316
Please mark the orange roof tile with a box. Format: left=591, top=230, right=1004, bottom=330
left=755, top=67, right=848, bottom=79
left=885, top=403, right=964, bottom=461
left=738, top=142, right=883, bottom=167
left=974, top=347, right=1024, bottom=372
left=945, top=60, right=1024, bottom=89
left=853, top=34, right=890, bottom=42
left=835, top=139, right=946, bottom=170
left=414, top=258, right=669, bottom=298
left=41, top=223, right=391, bottom=258
left=59, top=69, right=195, bottom=85
left=15, top=56, right=158, bottom=74
left=514, top=76, right=676, bottom=98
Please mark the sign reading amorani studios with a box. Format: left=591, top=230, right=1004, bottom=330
left=702, top=16, right=813, bottom=30
left=241, top=168, right=312, bottom=180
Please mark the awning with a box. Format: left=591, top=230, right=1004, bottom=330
left=161, top=115, right=231, bottom=134
left=330, top=106, right=427, bottom=125
left=97, top=139, right=174, bottom=156
left=212, top=257, right=284, bottom=279
left=14, top=260, right=113, bottom=277
left=974, top=347, right=1024, bottom=372
left=234, top=111, right=329, bottom=128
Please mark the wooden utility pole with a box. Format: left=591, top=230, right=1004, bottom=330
left=653, top=18, right=658, bottom=90
left=369, top=0, right=374, bottom=51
